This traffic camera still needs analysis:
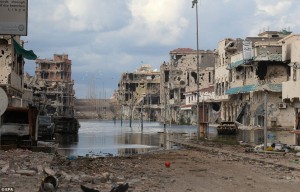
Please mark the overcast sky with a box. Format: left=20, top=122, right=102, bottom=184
left=23, top=0, right=300, bottom=99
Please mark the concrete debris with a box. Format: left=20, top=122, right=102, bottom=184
left=16, top=170, right=36, bottom=176
left=1, top=141, right=300, bottom=191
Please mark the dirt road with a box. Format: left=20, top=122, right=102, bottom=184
left=1, top=141, right=300, bottom=192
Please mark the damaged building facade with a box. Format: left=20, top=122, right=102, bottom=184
left=0, top=36, right=36, bottom=108
left=0, top=35, right=38, bottom=143
left=35, top=54, right=75, bottom=117
left=160, top=48, right=216, bottom=125
left=217, top=31, right=294, bottom=132
left=116, top=64, right=161, bottom=121
left=281, top=34, right=300, bottom=144
left=34, top=54, right=78, bottom=133
left=114, top=30, right=300, bottom=145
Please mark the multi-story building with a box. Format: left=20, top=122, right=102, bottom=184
left=223, top=31, right=294, bottom=131
left=116, top=64, right=161, bottom=121
left=35, top=54, right=75, bottom=117
left=281, top=34, right=300, bottom=144
left=35, top=54, right=78, bottom=134
left=160, top=48, right=216, bottom=125
left=0, top=36, right=37, bottom=107
left=0, top=35, right=38, bottom=142
left=214, top=38, right=244, bottom=122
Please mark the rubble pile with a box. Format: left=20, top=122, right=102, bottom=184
left=0, top=149, right=54, bottom=191
left=1, top=142, right=300, bottom=192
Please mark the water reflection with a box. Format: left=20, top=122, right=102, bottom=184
left=55, top=120, right=294, bottom=157
left=56, top=120, right=198, bottom=157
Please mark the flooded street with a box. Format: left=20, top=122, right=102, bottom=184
left=55, top=120, right=200, bottom=157
left=55, top=120, right=294, bottom=157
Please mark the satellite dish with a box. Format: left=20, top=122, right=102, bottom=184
left=0, top=87, right=8, bottom=116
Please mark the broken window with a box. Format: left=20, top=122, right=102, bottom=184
left=191, top=72, right=197, bottom=83
left=221, top=82, right=224, bottom=95
left=164, top=71, right=169, bottom=82
left=180, top=88, right=185, bottom=100
left=212, top=103, right=221, bottom=111
left=128, top=73, right=133, bottom=80
left=293, top=65, right=297, bottom=81
left=169, top=90, right=174, bottom=99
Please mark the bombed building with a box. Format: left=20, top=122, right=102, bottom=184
left=281, top=34, right=300, bottom=144
left=35, top=54, right=75, bottom=117
left=160, top=48, right=216, bottom=125
left=34, top=54, right=78, bottom=134
left=116, top=64, right=161, bottom=121
left=0, top=35, right=38, bottom=143
left=216, top=30, right=294, bottom=132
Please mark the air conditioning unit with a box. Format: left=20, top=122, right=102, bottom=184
left=278, top=103, right=287, bottom=109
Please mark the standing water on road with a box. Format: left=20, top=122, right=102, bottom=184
left=55, top=120, right=294, bottom=157
left=55, top=120, right=200, bottom=157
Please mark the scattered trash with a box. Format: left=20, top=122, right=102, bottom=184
left=294, top=146, right=300, bottom=151
left=266, top=146, right=273, bottom=151
left=274, top=143, right=282, bottom=150
left=67, top=155, right=77, bottom=160
left=245, top=147, right=254, bottom=153
left=110, top=183, right=129, bottom=192
left=80, top=185, right=99, bottom=192
left=39, top=175, right=58, bottom=192
left=165, top=161, right=171, bottom=168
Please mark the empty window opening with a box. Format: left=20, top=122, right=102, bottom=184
left=212, top=103, right=221, bottom=111
left=191, top=72, right=197, bottom=83
left=256, top=63, right=268, bottom=80
left=164, top=71, right=169, bottom=82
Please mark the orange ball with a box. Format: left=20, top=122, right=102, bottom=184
left=165, top=161, right=171, bottom=168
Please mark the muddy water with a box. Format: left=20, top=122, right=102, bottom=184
left=55, top=120, right=200, bottom=157
left=55, top=120, right=294, bottom=157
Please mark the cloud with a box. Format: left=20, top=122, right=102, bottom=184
left=64, top=0, right=132, bottom=32
left=250, top=0, right=300, bottom=35
left=23, top=0, right=300, bottom=99
left=123, top=0, right=189, bottom=46
left=255, top=0, right=292, bottom=16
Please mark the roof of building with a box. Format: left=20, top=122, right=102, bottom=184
left=170, top=48, right=195, bottom=53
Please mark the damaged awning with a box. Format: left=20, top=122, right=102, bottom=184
left=13, top=39, right=37, bottom=60
left=227, top=59, right=251, bottom=70
left=225, top=83, right=282, bottom=95
left=225, top=84, right=257, bottom=95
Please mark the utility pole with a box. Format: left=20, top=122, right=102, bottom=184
left=129, top=89, right=133, bottom=128
left=164, top=86, right=167, bottom=128
left=192, top=0, right=200, bottom=139
left=141, top=104, right=143, bottom=131
left=264, top=91, right=268, bottom=150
